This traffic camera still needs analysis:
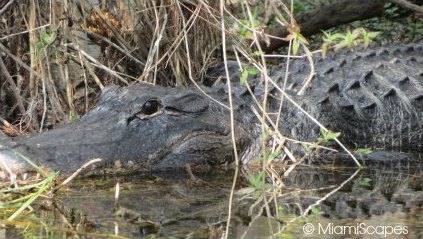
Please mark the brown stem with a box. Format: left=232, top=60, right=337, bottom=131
left=0, top=58, right=26, bottom=116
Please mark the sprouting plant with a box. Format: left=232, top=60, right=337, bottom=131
left=356, top=177, right=372, bottom=188
left=241, top=66, right=259, bottom=85
left=321, top=31, right=345, bottom=57
left=35, top=29, right=56, bottom=51
left=239, top=7, right=262, bottom=40
left=321, top=28, right=379, bottom=57
left=317, top=129, right=341, bottom=145
left=306, top=206, right=322, bottom=223
left=267, top=149, right=282, bottom=162
left=335, top=29, right=359, bottom=50
left=246, top=170, right=266, bottom=189
left=35, top=29, right=57, bottom=60
left=361, top=30, right=379, bottom=47
left=68, top=111, right=80, bottom=123
left=284, top=23, right=309, bottom=55
left=355, top=147, right=372, bottom=157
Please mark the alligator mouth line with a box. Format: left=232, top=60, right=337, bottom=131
left=147, top=129, right=230, bottom=164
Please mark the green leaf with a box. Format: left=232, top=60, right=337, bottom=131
left=296, top=33, right=309, bottom=45
left=322, top=30, right=331, bottom=40
left=68, top=110, right=80, bottom=122
left=40, top=30, right=56, bottom=45
left=261, top=130, right=269, bottom=140
left=235, top=187, right=256, bottom=196
left=334, top=41, right=349, bottom=51
left=304, top=145, right=311, bottom=154
left=247, top=67, right=259, bottom=75
left=240, top=67, right=259, bottom=85
left=35, top=41, right=44, bottom=50
left=310, top=206, right=321, bottom=215
left=355, top=147, right=372, bottom=156
left=366, top=31, right=380, bottom=39
left=329, top=33, right=346, bottom=41
left=269, top=150, right=282, bottom=161
left=318, top=129, right=340, bottom=143
left=8, top=172, right=57, bottom=220
left=246, top=170, right=265, bottom=189
left=321, top=42, right=329, bottom=58
left=278, top=233, right=296, bottom=239
left=357, top=177, right=372, bottom=188
left=292, top=38, right=300, bottom=55
left=326, top=131, right=341, bottom=140
left=252, top=51, right=263, bottom=57
left=240, top=69, right=249, bottom=85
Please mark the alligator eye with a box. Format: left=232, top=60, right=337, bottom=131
left=141, top=98, right=161, bottom=115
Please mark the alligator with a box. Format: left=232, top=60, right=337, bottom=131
left=1, top=43, right=423, bottom=175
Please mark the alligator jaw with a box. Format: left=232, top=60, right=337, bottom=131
left=3, top=43, right=422, bottom=176
left=0, top=84, right=253, bottom=175
left=150, top=130, right=237, bottom=170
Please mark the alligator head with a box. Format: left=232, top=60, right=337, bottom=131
left=0, top=84, right=255, bottom=174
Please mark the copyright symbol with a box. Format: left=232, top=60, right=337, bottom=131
left=303, top=223, right=315, bottom=234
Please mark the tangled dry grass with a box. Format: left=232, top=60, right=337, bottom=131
left=0, top=0, right=228, bottom=134
left=1, top=1, right=377, bottom=237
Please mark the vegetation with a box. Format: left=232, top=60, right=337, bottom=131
left=0, top=0, right=422, bottom=238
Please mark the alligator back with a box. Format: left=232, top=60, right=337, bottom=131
left=277, top=44, right=423, bottom=150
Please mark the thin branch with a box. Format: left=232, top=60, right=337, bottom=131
left=220, top=1, right=241, bottom=238
left=0, top=0, right=15, bottom=15
left=0, top=24, right=50, bottom=41
left=390, top=0, right=423, bottom=14
left=0, top=58, right=26, bottom=115
left=0, top=42, right=42, bottom=79
left=54, top=158, right=102, bottom=191
left=301, top=168, right=361, bottom=217
left=65, top=43, right=129, bottom=85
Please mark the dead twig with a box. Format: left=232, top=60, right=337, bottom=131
left=53, top=158, right=102, bottom=192
left=0, top=42, right=42, bottom=80
left=0, top=58, right=27, bottom=116
left=0, top=0, right=15, bottom=15
left=0, top=24, right=50, bottom=41
left=66, top=43, right=129, bottom=85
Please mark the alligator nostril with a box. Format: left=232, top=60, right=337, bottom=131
left=127, top=115, right=137, bottom=125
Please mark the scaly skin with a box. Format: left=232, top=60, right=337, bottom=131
left=0, top=43, right=422, bottom=174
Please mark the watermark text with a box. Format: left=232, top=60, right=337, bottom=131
left=303, top=222, right=408, bottom=237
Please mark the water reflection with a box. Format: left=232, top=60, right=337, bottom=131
left=3, top=155, right=423, bottom=238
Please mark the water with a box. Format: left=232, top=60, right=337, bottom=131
left=2, top=155, right=423, bottom=238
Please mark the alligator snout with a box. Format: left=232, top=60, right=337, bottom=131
left=0, top=84, right=252, bottom=175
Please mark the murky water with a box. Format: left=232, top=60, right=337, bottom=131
left=2, top=155, right=423, bottom=238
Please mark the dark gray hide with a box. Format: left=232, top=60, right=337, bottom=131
left=1, top=43, right=422, bottom=174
